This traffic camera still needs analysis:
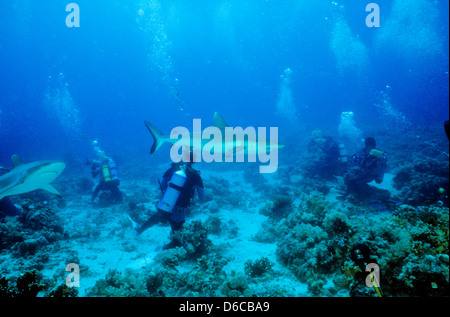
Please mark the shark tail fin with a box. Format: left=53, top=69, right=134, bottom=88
left=144, top=120, right=168, bottom=154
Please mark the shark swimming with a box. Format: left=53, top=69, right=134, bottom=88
left=144, top=112, right=284, bottom=173
left=0, top=156, right=66, bottom=199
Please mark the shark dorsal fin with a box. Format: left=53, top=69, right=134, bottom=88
left=11, top=154, right=23, bottom=168
left=214, top=112, right=229, bottom=130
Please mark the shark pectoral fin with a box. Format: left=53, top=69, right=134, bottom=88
left=144, top=120, right=168, bottom=154
left=40, top=184, right=62, bottom=197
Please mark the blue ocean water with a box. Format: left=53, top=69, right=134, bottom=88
left=0, top=0, right=449, bottom=299
left=1, top=0, right=448, bottom=164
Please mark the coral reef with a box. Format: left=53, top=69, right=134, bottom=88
left=154, top=247, right=187, bottom=269
left=259, top=195, right=293, bottom=221
left=145, top=271, right=164, bottom=296
left=1, top=131, right=448, bottom=298
left=88, top=251, right=232, bottom=297
left=358, top=205, right=449, bottom=297
left=170, top=221, right=212, bottom=259
left=0, top=198, right=65, bottom=259
left=0, top=270, right=44, bottom=297
left=45, top=284, right=79, bottom=297
left=203, top=176, right=242, bottom=208
left=244, top=257, right=274, bottom=278
left=221, top=271, right=251, bottom=297
left=393, top=158, right=449, bottom=206
left=243, top=166, right=268, bottom=192
left=19, top=199, right=64, bottom=234
left=273, top=192, right=352, bottom=294
left=87, top=268, right=148, bottom=297
left=268, top=188, right=450, bottom=297
left=0, top=218, right=24, bottom=251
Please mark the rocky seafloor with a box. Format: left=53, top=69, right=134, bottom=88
left=1, top=127, right=449, bottom=298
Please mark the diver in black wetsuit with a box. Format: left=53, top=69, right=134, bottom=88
left=343, top=137, right=387, bottom=198
left=89, top=157, right=123, bottom=204
left=307, top=135, right=348, bottom=179
left=129, top=160, right=205, bottom=249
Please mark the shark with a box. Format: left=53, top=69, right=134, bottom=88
left=144, top=112, right=284, bottom=155
left=0, top=155, right=66, bottom=199
left=144, top=112, right=284, bottom=173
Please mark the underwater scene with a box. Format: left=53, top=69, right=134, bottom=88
left=0, top=0, right=449, bottom=301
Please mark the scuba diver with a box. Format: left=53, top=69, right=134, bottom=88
left=0, top=165, right=22, bottom=218
left=343, top=137, right=387, bottom=199
left=129, top=158, right=205, bottom=249
left=306, top=131, right=348, bottom=179
left=86, top=140, right=123, bottom=204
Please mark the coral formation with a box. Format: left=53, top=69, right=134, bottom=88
left=243, top=166, right=268, bottom=192
left=393, top=158, right=449, bottom=207
left=170, top=221, right=212, bottom=259
left=0, top=198, right=65, bottom=259
left=19, top=199, right=64, bottom=234
left=45, top=284, right=79, bottom=297
left=221, top=271, right=251, bottom=297
left=87, top=268, right=148, bottom=297
left=203, top=176, right=242, bottom=208
left=244, top=257, right=274, bottom=277
left=0, top=127, right=448, bottom=298
left=0, top=218, right=24, bottom=251
left=268, top=188, right=450, bottom=297
left=259, top=195, right=293, bottom=220
left=0, top=270, right=44, bottom=297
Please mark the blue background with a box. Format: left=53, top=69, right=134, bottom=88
left=0, top=0, right=448, bottom=166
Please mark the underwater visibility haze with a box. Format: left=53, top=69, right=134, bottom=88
left=0, top=0, right=449, bottom=299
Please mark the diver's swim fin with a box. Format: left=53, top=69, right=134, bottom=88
left=127, top=215, right=140, bottom=235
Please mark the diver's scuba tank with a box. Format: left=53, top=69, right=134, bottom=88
left=369, top=149, right=384, bottom=158
left=108, top=160, right=119, bottom=180
left=102, top=164, right=112, bottom=182
left=158, top=167, right=187, bottom=213
left=338, top=143, right=348, bottom=163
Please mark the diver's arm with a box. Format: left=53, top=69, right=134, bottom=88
left=160, top=177, right=169, bottom=192
left=91, top=162, right=100, bottom=178
left=160, top=166, right=177, bottom=192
